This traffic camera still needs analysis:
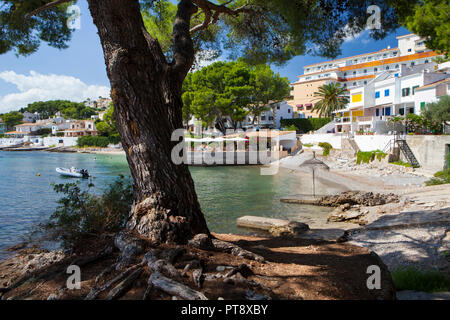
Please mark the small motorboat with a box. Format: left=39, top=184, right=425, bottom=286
left=56, top=167, right=90, bottom=178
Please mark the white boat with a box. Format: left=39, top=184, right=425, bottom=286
left=56, top=167, right=89, bottom=178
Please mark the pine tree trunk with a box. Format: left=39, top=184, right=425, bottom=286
left=87, top=0, right=209, bottom=244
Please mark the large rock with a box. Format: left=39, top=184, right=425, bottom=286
left=269, top=222, right=309, bottom=238
left=319, top=191, right=399, bottom=207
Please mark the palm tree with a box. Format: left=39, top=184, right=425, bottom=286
left=312, top=82, right=349, bottom=118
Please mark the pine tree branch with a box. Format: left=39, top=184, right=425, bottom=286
left=25, top=0, right=72, bottom=19
left=189, top=0, right=252, bottom=34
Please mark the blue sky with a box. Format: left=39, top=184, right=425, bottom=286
left=0, top=0, right=410, bottom=113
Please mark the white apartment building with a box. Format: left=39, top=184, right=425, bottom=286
left=289, top=34, right=443, bottom=117
left=334, top=64, right=449, bottom=134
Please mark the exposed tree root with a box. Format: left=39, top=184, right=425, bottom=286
left=149, top=272, right=208, bottom=300
left=105, top=268, right=143, bottom=300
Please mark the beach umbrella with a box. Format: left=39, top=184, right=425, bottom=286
left=299, top=151, right=329, bottom=198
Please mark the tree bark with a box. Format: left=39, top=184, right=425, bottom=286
left=87, top=0, right=209, bottom=244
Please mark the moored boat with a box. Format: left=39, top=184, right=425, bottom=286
left=56, top=167, right=90, bottom=178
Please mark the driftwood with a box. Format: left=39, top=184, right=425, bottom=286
left=105, top=268, right=143, bottom=300
left=149, top=272, right=208, bottom=300
left=95, top=263, right=117, bottom=284
left=225, top=264, right=254, bottom=278
left=85, top=263, right=143, bottom=300
left=211, top=239, right=265, bottom=262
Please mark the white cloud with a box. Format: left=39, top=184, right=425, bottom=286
left=0, top=71, right=110, bottom=113
left=341, top=25, right=371, bottom=43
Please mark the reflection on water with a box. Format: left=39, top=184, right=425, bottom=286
left=0, top=151, right=341, bottom=259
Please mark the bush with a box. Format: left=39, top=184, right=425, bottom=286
left=303, top=143, right=313, bottom=147
left=318, top=142, right=332, bottom=156
left=40, top=177, right=133, bottom=249
left=425, top=169, right=450, bottom=186
left=35, top=128, right=52, bottom=136
left=282, top=124, right=299, bottom=132
left=356, top=150, right=386, bottom=164
left=77, top=135, right=110, bottom=148
left=280, top=118, right=331, bottom=133
left=108, top=133, right=121, bottom=145
left=391, top=267, right=450, bottom=292
left=390, top=160, right=412, bottom=167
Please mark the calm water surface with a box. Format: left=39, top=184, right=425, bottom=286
left=0, top=151, right=332, bottom=259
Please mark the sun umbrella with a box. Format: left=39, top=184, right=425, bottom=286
left=299, top=151, right=330, bottom=198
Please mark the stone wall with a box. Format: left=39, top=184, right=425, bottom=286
left=403, top=135, right=450, bottom=172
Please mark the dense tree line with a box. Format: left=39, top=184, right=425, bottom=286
left=20, top=100, right=97, bottom=120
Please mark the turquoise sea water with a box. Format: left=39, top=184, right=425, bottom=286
left=0, top=151, right=332, bottom=259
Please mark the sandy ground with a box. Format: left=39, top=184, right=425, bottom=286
left=0, top=234, right=396, bottom=300
left=278, top=150, right=450, bottom=274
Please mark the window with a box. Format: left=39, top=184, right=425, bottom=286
left=384, top=89, right=390, bottom=97
left=395, top=64, right=399, bottom=68
left=393, top=51, right=397, bottom=56
left=344, top=72, right=347, bottom=76
left=269, top=116, right=274, bottom=120
left=353, top=71, right=356, bottom=75
left=277, top=106, right=280, bottom=110
left=288, top=109, right=291, bottom=113
left=394, top=73, right=399, bottom=77
left=375, top=91, right=380, bottom=98
left=385, top=107, right=391, bottom=116
left=411, top=62, right=415, bottom=66
left=425, top=60, right=429, bottom=64
left=399, top=108, right=405, bottom=115
left=376, top=109, right=380, bottom=116
left=409, top=107, right=415, bottom=114
left=402, top=88, right=411, bottom=96
left=364, top=69, right=367, bottom=73
left=374, top=68, right=378, bottom=72
left=368, top=57, right=372, bottom=61
left=408, top=48, right=412, bottom=52
left=386, top=66, right=390, bottom=70
left=353, top=82, right=357, bottom=86
left=412, top=85, right=419, bottom=95
left=261, top=116, right=266, bottom=120
left=364, top=81, right=367, bottom=85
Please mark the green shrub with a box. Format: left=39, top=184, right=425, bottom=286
left=392, top=267, right=450, bottom=292
left=282, top=124, right=299, bottom=132
left=280, top=118, right=331, bottom=133
left=356, top=150, right=386, bottom=164
left=390, top=160, right=412, bottom=167
left=303, top=143, right=313, bottom=147
left=41, top=177, right=133, bottom=249
left=108, top=133, right=121, bottom=145
left=77, top=135, right=110, bottom=148
left=425, top=169, right=450, bottom=186
left=35, top=128, right=52, bottom=136
left=318, top=142, right=332, bottom=156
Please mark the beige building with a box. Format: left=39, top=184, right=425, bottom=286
left=63, top=120, right=98, bottom=137
left=288, top=78, right=335, bottom=118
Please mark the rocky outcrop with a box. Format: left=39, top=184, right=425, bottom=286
left=268, top=222, right=309, bottom=238
left=319, top=191, right=399, bottom=207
